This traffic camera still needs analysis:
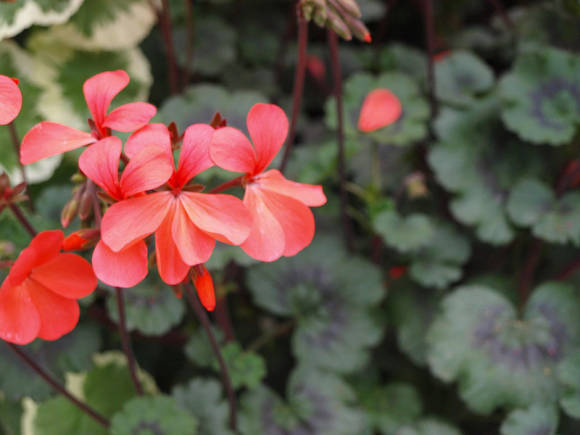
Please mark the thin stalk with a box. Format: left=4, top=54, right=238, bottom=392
left=183, top=283, right=237, bottom=431
left=327, top=29, right=354, bottom=251
left=555, top=256, right=580, bottom=281
left=370, top=141, right=381, bottom=193
left=7, top=343, right=110, bottom=428
left=159, top=0, right=179, bottom=95
left=8, top=123, right=26, bottom=185
left=8, top=202, right=36, bottom=237
left=209, top=176, right=243, bottom=194
left=422, top=0, right=437, bottom=120
left=279, top=7, right=308, bottom=174
left=182, top=0, right=195, bottom=89
left=215, top=296, right=236, bottom=342
left=115, top=287, right=143, bottom=396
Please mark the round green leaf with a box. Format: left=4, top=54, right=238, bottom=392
left=557, top=350, right=580, bottom=418
left=500, top=404, right=558, bottom=435
left=373, top=210, right=434, bottom=253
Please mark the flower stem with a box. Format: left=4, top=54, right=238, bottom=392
left=279, top=6, right=308, bottom=174
left=8, top=202, right=36, bottom=237
left=115, top=287, right=143, bottom=396
left=182, top=0, right=195, bottom=89
left=422, top=0, right=437, bottom=120
left=209, top=176, right=243, bottom=194
left=8, top=123, right=26, bottom=185
left=7, top=343, right=110, bottom=428
left=183, top=283, right=237, bottom=431
left=159, top=0, right=179, bottom=95
left=327, top=29, right=354, bottom=252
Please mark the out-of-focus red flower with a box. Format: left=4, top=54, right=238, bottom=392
left=0, top=75, right=22, bottom=125
left=0, top=231, right=97, bottom=345
left=388, top=265, right=407, bottom=280
left=20, top=70, right=156, bottom=165
left=210, top=103, right=326, bottom=262
left=358, top=89, right=402, bottom=133
left=97, top=124, right=251, bottom=288
left=306, top=55, right=326, bottom=82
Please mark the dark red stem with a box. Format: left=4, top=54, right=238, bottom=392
left=7, top=343, right=110, bottom=428
left=215, top=296, right=236, bottom=342
left=555, top=256, right=580, bottom=281
left=115, top=287, right=144, bottom=396
left=182, top=0, right=194, bottom=89
left=279, top=7, right=308, bottom=174
left=209, top=176, right=244, bottom=194
left=8, top=202, right=36, bottom=237
left=159, top=0, right=179, bottom=95
left=327, top=29, right=354, bottom=251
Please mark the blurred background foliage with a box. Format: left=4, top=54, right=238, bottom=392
left=1, top=0, right=580, bottom=434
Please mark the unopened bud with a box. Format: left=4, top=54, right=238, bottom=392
left=405, top=172, right=429, bottom=199
left=62, top=229, right=100, bottom=251
left=79, top=189, right=93, bottom=221
left=71, top=172, right=86, bottom=184
left=336, top=0, right=361, bottom=18
left=191, top=264, right=216, bottom=311
left=61, top=199, right=79, bottom=228
left=327, top=6, right=352, bottom=40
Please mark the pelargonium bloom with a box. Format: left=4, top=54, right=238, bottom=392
left=357, top=88, right=402, bottom=132
left=211, top=103, right=327, bottom=262
left=0, top=75, right=22, bottom=125
left=20, top=70, right=156, bottom=164
left=0, top=230, right=97, bottom=345
left=97, top=123, right=251, bottom=289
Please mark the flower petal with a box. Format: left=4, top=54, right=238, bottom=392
left=83, top=70, right=129, bottom=126
left=0, top=282, right=39, bottom=345
left=247, top=103, right=289, bottom=173
left=255, top=169, right=327, bottom=206
left=172, top=124, right=214, bottom=188
left=20, top=122, right=96, bottom=164
left=27, top=280, right=80, bottom=341
left=120, top=146, right=174, bottom=198
left=79, top=136, right=122, bottom=199
left=155, top=208, right=190, bottom=285
left=124, top=123, right=172, bottom=159
left=103, top=102, right=157, bottom=132
left=30, top=253, right=97, bottom=299
left=101, top=192, right=172, bottom=252
left=0, top=75, right=22, bottom=125
left=172, top=202, right=215, bottom=265
left=210, top=126, right=256, bottom=173
left=193, top=266, right=215, bottom=311
left=92, top=240, right=148, bottom=288
left=240, top=187, right=285, bottom=262
left=180, top=192, right=251, bottom=245
left=357, top=88, right=402, bottom=132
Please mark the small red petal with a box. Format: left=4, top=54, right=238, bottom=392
left=363, top=32, right=372, bottom=43
left=193, top=265, right=216, bottom=311
left=358, top=89, right=402, bottom=133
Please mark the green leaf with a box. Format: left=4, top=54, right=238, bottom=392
left=375, top=43, right=427, bottom=87
left=239, top=366, right=367, bottom=435
left=172, top=378, right=232, bottom=435
left=247, top=236, right=385, bottom=373
left=427, top=282, right=580, bottom=414
left=0, top=398, right=21, bottom=435
left=500, top=404, right=558, bottom=435
left=508, top=178, right=580, bottom=245
left=0, top=324, right=100, bottom=401
left=106, top=275, right=185, bottom=336
left=0, top=0, right=82, bottom=39
left=557, top=350, right=580, bottom=418
left=395, top=418, right=462, bottom=435
left=110, top=396, right=197, bottom=435
left=327, top=72, right=429, bottom=146
left=215, top=343, right=266, bottom=390
left=184, top=327, right=225, bottom=368
left=499, top=46, right=580, bottom=145
left=435, top=51, right=495, bottom=107
left=373, top=210, right=434, bottom=253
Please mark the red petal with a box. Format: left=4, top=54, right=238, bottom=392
left=172, top=124, right=214, bottom=188
left=0, top=74, right=22, bottom=125
left=79, top=137, right=122, bottom=199
left=6, top=230, right=64, bottom=287
left=101, top=192, right=172, bottom=252
left=92, top=240, right=148, bottom=288
left=180, top=192, right=251, bottom=245
left=255, top=169, right=327, bottom=206
left=0, top=282, right=39, bottom=345
left=30, top=253, right=96, bottom=299
left=83, top=70, right=129, bottom=127
left=171, top=202, right=215, bottom=265
left=259, top=189, right=315, bottom=257
left=357, top=89, right=402, bottom=132
left=124, top=123, right=172, bottom=159
left=120, top=146, right=173, bottom=197
left=103, top=102, right=157, bottom=132
left=20, top=122, right=96, bottom=164
left=193, top=266, right=215, bottom=311
left=155, top=208, right=190, bottom=285
left=247, top=103, right=289, bottom=173
left=240, top=187, right=285, bottom=261
left=210, top=126, right=256, bottom=173
left=27, top=280, right=79, bottom=341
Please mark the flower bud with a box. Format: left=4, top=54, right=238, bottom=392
left=62, top=229, right=100, bottom=251
left=79, top=188, right=93, bottom=221
left=327, top=5, right=352, bottom=40
left=191, top=264, right=216, bottom=311
left=336, top=0, right=361, bottom=18
left=60, top=198, right=79, bottom=228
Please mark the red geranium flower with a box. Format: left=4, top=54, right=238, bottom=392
left=210, top=103, right=326, bottom=262
left=20, top=70, right=156, bottom=164
left=0, top=75, right=22, bottom=125
left=0, top=231, right=97, bottom=345
left=97, top=123, right=251, bottom=289
left=357, top=88, right=402, bottom=133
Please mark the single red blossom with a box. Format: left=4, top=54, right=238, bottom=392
left=0, top=75, right=22, bottom=125
left=0, top=231, right=97, bottom=345
left=97, top=123, right=251, bottom=287
left=210, top=103, right=326, bottom=262
left=20, top=70, right=156, bottom=165
left=357, top=89, right=402, bottom=133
